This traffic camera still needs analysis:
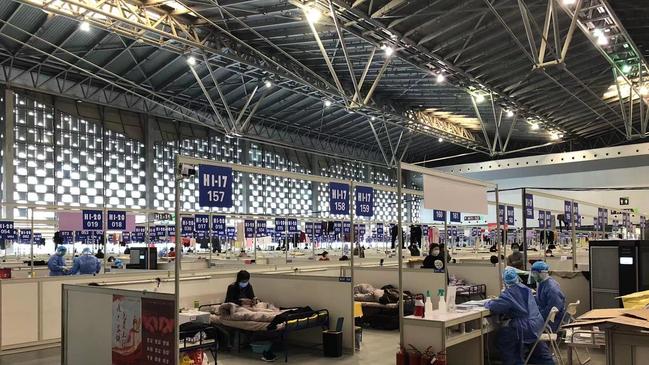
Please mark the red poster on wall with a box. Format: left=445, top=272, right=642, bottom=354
left=141, top=297, right=176, bottom=365
left=112, top=295, right=143, bottom=365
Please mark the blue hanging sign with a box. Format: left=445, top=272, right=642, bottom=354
left=525, top=194, right=534, bottom=219
left=359, top=224, right=366, bottom=236
left=0, top=221, right=14, bottom=239
left=212, top=215, right=226, bottom=235
left=641, top=216, right=646, bottom=229
left=287, top=218, right=298, bottom=233
left=60, top=230, right=74, bottom=244
left=333, top=221, right=342, bottom=234
left=244, top=220, right=256, bottom=238
left=376, top=223, right=384, bottom=236
left=166, top=225, right=175, bottom=236
left=82, top=210, right=103, bottom=230
left=546, top=211, right=552, bottom=228
left=433, top=210, right=446, bottom=222
left=107, top=210, right=127, bottom=230
left=33, top=232, right=42, bottom=242
left=122, top=232, right=131, bottom=244
left=498, top=205, right=505, bottom=225
left=256, top=220, right=267, bottom=236
left=451, top=226, right=458, bottom=237
left=275, top=218, right=286, bottom=233
left=226, top=226, right=236, bottom=239
left=539, top=211, right=546, bottom=229
left=564, top=201, right=573, bottom=223
left=305, top=222, right=314, bottom=236
left=314, top=222, right=322, bottom=237
left=343, top=221, right=351, bottom=234
left=573, top=203, right=580, bottom=227
left=506, top=206, right=515, bottom=226
left=194, top=215, right=209, bottom=233
left=329, top=182, right=350, bottom=215
left=198, top=164, right=233, bottom=208
left=355, top=186, right=374, bottom=217
left=181, top=217, right=195, bottom=235
left=604, top=209, right=609, bottom=225
left=450, top=212, right=461, bottom=223
left=20, top=229, right=32, bottom=243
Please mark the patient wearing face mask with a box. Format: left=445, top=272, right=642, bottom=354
left=507, top=243, right=525, bottom=270
left=225, top=270, right=257, bottom=306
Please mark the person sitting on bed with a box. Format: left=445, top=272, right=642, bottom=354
left=225, top=270, right=256, bottom=306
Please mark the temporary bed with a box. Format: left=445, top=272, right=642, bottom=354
left=354, top=284, right=417, bottom=330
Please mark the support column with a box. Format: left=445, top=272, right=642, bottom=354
left=3, top=89, right=15, bottom=219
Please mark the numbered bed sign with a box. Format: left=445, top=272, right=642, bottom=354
left=0, top=221, right=14, bottom=239
left=244, top=220, right=256, bottom=238
left=198, top=164, right=233, bottom=208
left=329, top=182, right=350, bottom=215
left=506, top=206, right=515, bottom=225
left=107, top=210, right=126, bottom=230
left=287, top=219, right=298, bottom=233
left=305, top=222, right=314, bottom=236
left=433, top=210, right=446, bottom=222
left=275, top=218, right=286, bottom=233
left=450, top=212, right=461, bottom=223
left=343, top=221, right=351, bottom=234
left=82, top=210, right=103, bottom=230
left=181, top=217, right=195, bottom=235
left=525, top=194, right=534, bottom=219
left=355, top=186, right=374, bottom=217
left=212, top=215, right=226, bottom=235
left=194, top=215, right=209, bottom=233
left=257, top=221, right=267, bottom=236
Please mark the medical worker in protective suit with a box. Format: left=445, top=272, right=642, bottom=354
left=69, top=247, right=102, bottom=275
left=485, top=266, right=554, bottom=365
left=531, top=261, right=566, bottom=332
left=48, top=245, right=69, bottom=276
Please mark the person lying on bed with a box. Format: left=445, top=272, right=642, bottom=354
left=225, top=270, right=257, bottom=306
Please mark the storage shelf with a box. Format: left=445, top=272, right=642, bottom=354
left=446, top=330, right=481, bottom=347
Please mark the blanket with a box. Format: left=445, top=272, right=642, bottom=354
left=218, top=302, right=289, bottom=323
left=353, top=283, right=385, bottom=302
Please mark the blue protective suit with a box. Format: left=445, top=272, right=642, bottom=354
left=536, top=277, right=566, bottom=332
left=486, top=283, right=554, bottom=365
left=69, top=255, right=101, bottom=275
left=47, top=255, right=67, bottom=276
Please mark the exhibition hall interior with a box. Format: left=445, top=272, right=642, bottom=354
left=1, top=0, right=649, bottom=364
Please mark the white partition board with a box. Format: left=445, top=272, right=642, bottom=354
left=64, top=290, right=112, bottom=365
left=1, top=282, right=39, bottom=346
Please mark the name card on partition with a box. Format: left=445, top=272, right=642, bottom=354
left=212, top=215, right=226, bottom=235
left=256, top=221, right=267, bottom=236
left=107, top=210, right=126, bottom=230
left=355, top=186, right=374, bottom=217
left=198, top=164, right=233, bottom=208
left=506, top=206, right=515, bottom=225
left=450, top=211, right=461, bottom=223
left=244, top=220, right=256, bottom=238
left=525, top=194, right=534, bottom=219
left=329, top=182, right=350, bottom=215
left=0, top=221, right=14, bottom=239
left=194, top=215, right=209, bottom=232
left=433, top=210, right=446, bottom=222
left=287, top=218, right=298, bottom=233
left=181, top=217, right=195, bottom=235
left=82, top=210, right=103, bottom=230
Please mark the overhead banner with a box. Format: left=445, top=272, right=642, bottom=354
left=433, top=210, right=446, bottom=222
left=539, top=211, right=546, bottom=229
left=181, top=217, right=194, bottom=235
left=498, top=205, right=505, bottom=225
left=256, top=220, right=267, bottom=236
left=355, top=186, right=374, bottom=217
left=107, top=211, right=127, bottom=231
left=329, top=182, right=350, bottom=215
left=194, top=214, right=209, bottom=233
left=0, top=221, right=14, bottom=239
left=287, top=218, right=298, bottom=233
left=212, top=215, right=226, bottom=235
left=506, top=206, right=515, bottom=225
left=82, top=210, right=103, bottom=230
left=564, top=201, right=573, bottom=224
left=524, top=194, right=534, bottom=219
left=423, top=173, right=488, bottom=214
left=244, top=220, right=256, bottom=238
left=198, top=164, right=233, bottom=208
left=450, top=212, right=461, bottom=223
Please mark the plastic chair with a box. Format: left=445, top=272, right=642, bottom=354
left=524, top=306, right=564, bottom=365
left=560, top=300, right=591, bottom=365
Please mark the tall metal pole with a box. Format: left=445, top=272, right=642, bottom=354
left=208, top=212, right=213, bottom=268
left=30, top=207, right=34, bottom=278
left=495, top=185, right=503, bottom=290
left=396, top=164, right=404, bottom=348
left=173, top=154, right=182, bottom=364
left=443, top=212, right=448, bottom=293
left=253, top=219, right=257, bottom=263
left=571, top=199, right=577, bottom=270
left=349, top=180, right=355, bottom=352
left=102, top=207, right=108, bottom=273
left=521, top=188, right=528, bottom=270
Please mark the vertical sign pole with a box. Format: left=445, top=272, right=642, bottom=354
left=349, top=180, right=355, bottom=353
left=285, top=217, right=288, bottom=265
left=30, top=207, right=35, bottom=278
left=396, top=164, right=404, bottom=349
left=209, top=212, right=213, bottom=269
left=443, top=212, right=448, bottom=293
left=145, top=213, right=150, bottom=271
left=521, top=188, right=528, bottom=271
left=571, top=199, right=577, bottom=270
left=495, top=185, right=503, bottom=290
left=174, top=155, right=182, bottom=365
left=103, top=207, right=108, bottom=274
left=253, top=220, right=257, bottom=263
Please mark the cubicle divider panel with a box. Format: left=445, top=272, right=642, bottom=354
left=1, top=281, right=39, bottom=347
left=448, top=263, right=501, bottom=298
left=552, top=271, right=591, bottom=316
left=251, top=274, right=354, bottom=350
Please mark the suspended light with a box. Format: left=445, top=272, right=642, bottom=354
left=371, top=116, right=376, bottom=121
left=593, top=28, right=604, bottom=38
left=563, top=0, right=576, bottom=5
left=438, top=137, right=443, bottom=143
left=531, top=123, right=540, bottom=130
left=621, top=64, right=632, bottom=74
left=186, top=56, right=196, bottom=66
left=640, top=85, right=649, bottom=96
left=597, top=36, right=609, bottom=46
left=475, top=94, right=485, bottom=103
left=381, top=44, right=394, bottom=57
left=506, top=110, right=514, bottom=117
left=264, top=80, right=272, bottom=88
left=79, top=20, right=91, bottom=32
left=436, top=73, right=445, bottom=83
left=306, top=7, right=321, bottom=24
left=550, top=132, right=561, bottom=140
left=324, top=100, right=332, bottom=107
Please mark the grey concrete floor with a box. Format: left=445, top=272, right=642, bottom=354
left=0, top=329, right=605, bottom=365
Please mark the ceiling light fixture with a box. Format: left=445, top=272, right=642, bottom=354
left=597, top=36, right=609, bottom=46
left=186, top=56, right=196, bottom=66
left=436, top=73, right=445, bottom=83
left=621, top=64, right=632, bottom=74
left=475, top=94, right=485, bottom=103
left=550, top=132, right=561, bottom=140
left=305, top=7, right=321, bottom=24
left=381, top=44, right=394, bottom=57
left=531, top=123, right=540, bottom=130
left=563, top=0, right=576, bottom=5
left=324, top=100, right=332, bottom=107
left=371, top=116, right=376, bottom=121
left=264, top=80, right=272, bottom=88
left=640, top=85, right=649, bottom=96
left=506, top=110, right=514, bottom=117
left=438, top=137, right=443, bottom=143
left=79, top=20, right=91, bottom=32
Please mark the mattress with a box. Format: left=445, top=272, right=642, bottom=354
left=210, top=314, right=286, bottom=331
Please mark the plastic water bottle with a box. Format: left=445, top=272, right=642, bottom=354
left=414, top=296, right=425, bottom=317
left=438, top=289, right=447, bottom=313
left=424, top=290, right=434, bottom=318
